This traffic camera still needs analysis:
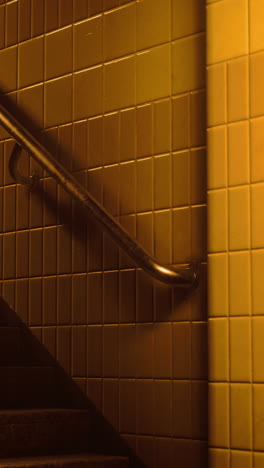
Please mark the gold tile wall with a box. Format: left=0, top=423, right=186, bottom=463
left=0, top=1, right=207, bottom=467
left=207, top=0, right=264, bottom=466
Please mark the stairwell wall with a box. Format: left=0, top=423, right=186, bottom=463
left=0, top=1, right=207, bottom=467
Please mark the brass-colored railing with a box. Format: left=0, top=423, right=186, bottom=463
left=0, top=103, right=198, bottom=288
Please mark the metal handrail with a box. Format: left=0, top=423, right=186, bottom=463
left=0, top=103, right=198, bottom=288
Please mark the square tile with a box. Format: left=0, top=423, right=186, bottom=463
left=229, top=251, right=251, bottom=316
left=207, top=126, right=227, bottom=190
left=208, top=318, right=229, bottom=381
left=227, top=56, right=249, bottom=122
left=228, top=121, right=249, bottom=186
left=230, top=318, right=251, bottom=382
left=230, top=384, right=252, bottom=449
left=207, top=0, right=248, bottom=64
left=74, top=16, right=103, bottom=70
left=136, top=44, right=171, bottom=104
left=172, top=34, right=205, bottom=95
left=228, top=186, right=250, bottom=250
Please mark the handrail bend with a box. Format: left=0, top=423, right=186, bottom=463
left=0, top=103, right=198, bottom=288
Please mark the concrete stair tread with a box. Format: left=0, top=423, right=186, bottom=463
left=0, top=408, right=92, bottom=458
left=0, top=453, right=128, bottom=467
left=0, top=409, right=90, bottom=424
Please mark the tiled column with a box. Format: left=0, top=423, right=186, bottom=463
left=207, top=0, right=264, bottom=466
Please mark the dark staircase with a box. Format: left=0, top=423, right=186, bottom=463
left=0, top=300, right=129, bottom=467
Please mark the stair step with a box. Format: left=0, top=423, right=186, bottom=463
left=0, top=409, right=92, bottom=458
left=0, top=453, right=129, bottom=467
left=0, top=367, right=60, bottom=408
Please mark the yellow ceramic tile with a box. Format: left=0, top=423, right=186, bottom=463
left=16, top=231, right=29, bottom=278
left=43, top=227, right=57, bottom=276
left=230, top=318, right=251, bottom=382
left=5, top=0, right=18, bottom=47
left=136, top=104, right=153, bottom=158
left=253, top=384, right=264, bottom=450
left=136, top=157, right=153, bottom=212
left=191, top=381, right=207, bottom=439
left=18, top=36, right=44, bottom=88
left=120, top=108, right=136, bottom=161
left=45, top=25, right=72, bottom=80
left=228, top=186, right=250, bottom=250
left=190, top=90, right=206, bottom=148
left=190, top=148, right=206, bottom=205
left=89, top=0, right=103, bottom=16
left=208, top=253, right=228, bottom=317
left=72, top=121, right=88, bottom=171
left=45, top=75, right=72, bottom=128
left=88, top=116, right=103, bottom=168
left=3, top=233, right=16, bottom=279
left=253, top=317, right=264, bottom=381
left=45, top=0, right=59, bottom=33
left=3, top=185, right=16, bottom=232
left=59, top=0, right=73, bottom=27
left=136, top=212, right=154, bottom=257
left=103, top=112, right=119, bottom=165
left=136, top=44, right=171, bottom=105
left=172, top=207, right=191, bottom=263
left=74, top=15, right=103, bottom=71
left=172, top=34, right=205, bottom=95
left=0, top=46, right=17, bottom=92
left=154, top=210, right=172, bottom=264
left=252, top=250, right=264, bottom=315
left=31, top=0, right=44, bottom=37
left=191, top=205, right=207, bottom=261
left=172, top=95, right=190, bottom=151
left=74, top=65, right=103, bottom=120
left=208, top=383, right=229, bottom=447
left=104, top=3, right=135, bottom=61
left=250, top=0, right=264, bottom=53
left=207, top=126, right=227, bottom=189
left=0, top=6, right=4, bottom=50
left=154, top=154, right=171, bottom=210
left=208, top=189, right=228, bottom=253
left=172, top=322, right=192, bottom=379
left=209, top=449, right=230, bottom=468
left=153, top=99, right=171, bottom=155
left=251, top=184, right=264, bottom=248
left=207, top=0, right=248, bottom=64
left=227, top=56, right=249, bottom=122
left=207, top=63, right=227, bottom=127
left=250, top=52, right=264, bottom=117
left=73, top=0, right=88, bottom=21
left=228, top=121, right=249, bottom=186
left=173, top=379, right=191, bottom=421
left=104, top=0, right=119, bottom=10
left=230, top=384, right=252, bottom=450
left=254, top=453, right=264, bottom=468
left=103, top=164, right=119, bottom=217
left=136, top=274, right=154, bottom=326
left=231, top=451, right=252, bottom=468
left=208, top=318, right=229, bottom=381
left=229, top=251, right=251, bottom=316
left=88, top=167, right=103, bottom=204
left=191, top=322, right=207, bottom=380
left=172, top=0, right=205, bottom=40
left=18, top=84, right=44, bottom=130
left=251, top=117, right=264, bottom=183
left=104, top=56, right=135, bottom=112
left=120, top=161, right=136, bottom=215
left=136, top=0, right=171, bottom=51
